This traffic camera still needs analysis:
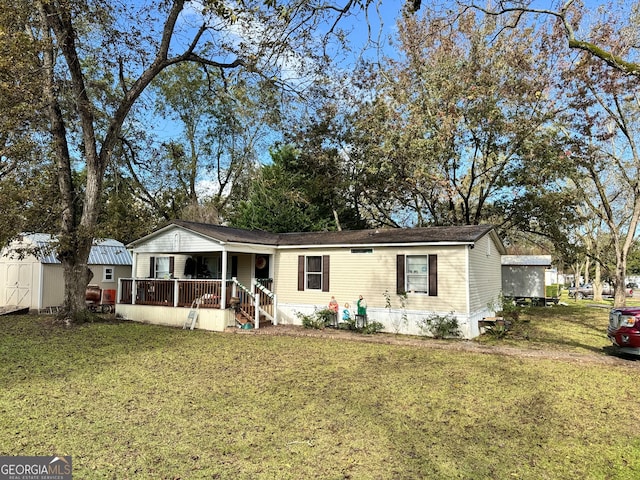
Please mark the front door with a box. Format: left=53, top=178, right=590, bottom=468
left=255, top=255, right=269, bottom=280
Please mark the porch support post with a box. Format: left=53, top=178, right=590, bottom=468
left=254, top=286, right=260, bottom=329
left=173, top=279, right=179, bottom=307
left=131, top=252, right=137, bottom=305
left=130, top=252, right=137, bottom=278
left=273, top=293, right=278, bottom=325
left=220, top=250, right=227, bottom=309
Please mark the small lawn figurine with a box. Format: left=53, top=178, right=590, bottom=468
left=357, top=295, right=367, bottom=316
left=328, top=295, right=340, bottom=327
left=356, top=295, right=368, bottom=328
left=328, top=296, right=339, bottom=314
left=342, top=303, right=351, bottom=321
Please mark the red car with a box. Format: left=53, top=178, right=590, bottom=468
left=608, top=307, right=640, bottom=355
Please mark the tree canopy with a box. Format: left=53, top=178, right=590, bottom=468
left=0, top=0, right=393, bottom=321
left=2, top=0, right=640, bottom=314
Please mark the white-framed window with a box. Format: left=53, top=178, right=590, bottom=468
left=155, top=257, right=171, bottom=279
left=306, top=256, right=323, bottom=290
left=103, top=266, right=115, bottom=282
left=406, top=255, right=428, bottom=293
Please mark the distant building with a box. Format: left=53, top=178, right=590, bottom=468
left=0, top=234, right=132, bottom=312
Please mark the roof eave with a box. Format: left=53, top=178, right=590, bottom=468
left=276, top=240, right=477, bottom=249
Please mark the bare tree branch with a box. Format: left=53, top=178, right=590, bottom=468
left=452, top=0, right=640, bottom=76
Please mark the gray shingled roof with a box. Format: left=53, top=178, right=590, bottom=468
left=18, top=234, right=132, bottom=265
left=170, top=220, right=280, bottom=245
left=277, top=224, right=495, bottom=246
left=165, top=220, right=497, bottom=247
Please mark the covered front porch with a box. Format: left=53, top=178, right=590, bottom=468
left=118, top=220, right=279, bottom=331
left=116, top=276, right=277, bottom=331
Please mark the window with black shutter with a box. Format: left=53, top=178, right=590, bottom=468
left=297, top=255, right=330, bottom=292
left=397, top=254, right=437, bottom=296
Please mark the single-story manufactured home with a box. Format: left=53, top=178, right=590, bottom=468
left=0, top=234, right=132, bottom=312
left=118, top=220, right=506, bottom=339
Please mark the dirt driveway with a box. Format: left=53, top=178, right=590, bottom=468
left=227, top=323, right=640, bottom=368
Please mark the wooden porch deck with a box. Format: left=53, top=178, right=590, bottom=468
left=118, top=278, right=276, bottom=328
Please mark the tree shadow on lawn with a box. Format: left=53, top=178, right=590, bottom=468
left=508, top=332, right=608, bottom=355
left=502, top=308, right=610, bottom=355
left=0, top=314, right=200, bottom=386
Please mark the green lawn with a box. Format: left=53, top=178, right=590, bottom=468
left=1, top=306, right=639, bottom=479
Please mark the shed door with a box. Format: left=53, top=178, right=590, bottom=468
left=5, top=263, right=32, bottom=307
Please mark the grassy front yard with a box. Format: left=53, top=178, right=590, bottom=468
left=475, top=298, right=619, bottom=354
left=1, top=305, right=639, bottom=479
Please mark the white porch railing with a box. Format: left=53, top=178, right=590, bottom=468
left=118, top=277, right=277, bottom=327
left=230, top=278, right=277, bottom=328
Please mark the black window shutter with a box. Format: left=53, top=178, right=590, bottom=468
left=149, top=256, right=155, bottom=278
left=298, top=256, right=305, bottom=291
left=169, top=257, right=175, bottom=277
left=428, top=254, right=438, bottom=296
left=397, top=254, right=405, bottom=294
left=322, top=255, right=330, bottom=292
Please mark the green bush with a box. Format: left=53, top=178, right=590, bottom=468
left=485, top=323, right=509, bottom=339
left=489, top=293, right=524, bottom=322
left=362, top=321, right=385, bottom=335
left=298, top=308, right=383, bottom=335
left=546, top=284, right=560, bottom=298
left=338, top=318, right=356, bottom=330
left=315, top=308, right=337, bottom=326
left=416, top=312, right=460, bottom=339
left=297, top=308, right=338, bottom=329
left=297, top=311, right=325, bottom=329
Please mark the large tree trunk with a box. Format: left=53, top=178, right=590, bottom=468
left=592, top=262, right=602, bottom=302
left=613, top=246, right=628, bottom=308
left=59, top=238, right=94, bottom=323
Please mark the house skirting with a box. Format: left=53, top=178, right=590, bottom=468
left=275, top=303, right=494, bottom=339
left=116, top=304, right=234, bottom=331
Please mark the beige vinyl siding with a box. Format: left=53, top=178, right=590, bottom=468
left=274, top=245, right=470, bottom=313
left=135, top=253, right=254, bottom=285
left=135, top=254, right=187, bottom=279
left=40, top=264, right=132, bottom=309
left=468, top=233, right=502, bottom=312
left=90, top=265, right=132, bottom=291
left=41, top=264, right=64, bottom=308
left=27, top=262, right=42, bottom=309
left=234, top=254, right=253, bottom=286
left=173, top=256, right=187, bottom=279
left=135, top=254, right=154, bottom=278
left=132, top=229, right=224, bottom=254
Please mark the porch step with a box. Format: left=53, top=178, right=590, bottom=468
left=259, top=316, right=272, bottom=328
left=234, top=312, right=272, bottom=329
